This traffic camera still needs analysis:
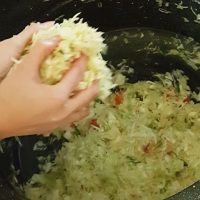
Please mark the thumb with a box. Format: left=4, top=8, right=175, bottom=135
left=21, top=36, right=61, bottom=77
left=11, top=22, right=54, bottom=53
left=0, top=22, right=54, bottom=81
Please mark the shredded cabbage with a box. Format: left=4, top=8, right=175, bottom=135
left=27, top=14, right=113, bottom=99
left=25, top=70, right=200, bottom=200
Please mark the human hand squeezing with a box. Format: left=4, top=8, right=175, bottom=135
left=0, top=22, right=98, bottom=139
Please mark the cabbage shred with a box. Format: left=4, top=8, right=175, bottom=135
left=25, top=70, right=200, bottom=200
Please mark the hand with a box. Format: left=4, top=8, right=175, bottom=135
left=0, top=31, right=98, bottom=139
left=0, top=22, right=54, bottom=81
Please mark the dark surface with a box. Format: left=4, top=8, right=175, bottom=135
left=0, top=0, right=200, bottom=41
left=0, top=0, right=200, bottom=199
left=0, top=176, right=25, bottom=200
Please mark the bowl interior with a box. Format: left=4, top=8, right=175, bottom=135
left=1, top=1, right=200, bottom=199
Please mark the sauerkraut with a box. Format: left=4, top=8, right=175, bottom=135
left=25, top=70, right=200, bottom=200
left=27, top=14, right=113, bottom=99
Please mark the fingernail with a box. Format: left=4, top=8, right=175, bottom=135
left=42, top=36, right=61, bottom=46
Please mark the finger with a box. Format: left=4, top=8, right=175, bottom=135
left=60, top=107, right=90, bottom=127
left=54, top=54, right=87, bottom=96
left=12, top=21, right=54, bottom=51
left=22, top=36, right=61, bottom=76
left=0, top=22, right=54, bottom=81
left=60, top=81, right=98, bottom=118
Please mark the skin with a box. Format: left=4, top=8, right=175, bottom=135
left=0, top=22, right=99, bottom=139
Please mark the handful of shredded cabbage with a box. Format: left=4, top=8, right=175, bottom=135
left=27, top=14, right=113, bottom=99
left=25, top=70, right=200, bottom=200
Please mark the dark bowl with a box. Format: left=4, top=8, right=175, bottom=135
left=0, top=0, right=200, bottom=199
